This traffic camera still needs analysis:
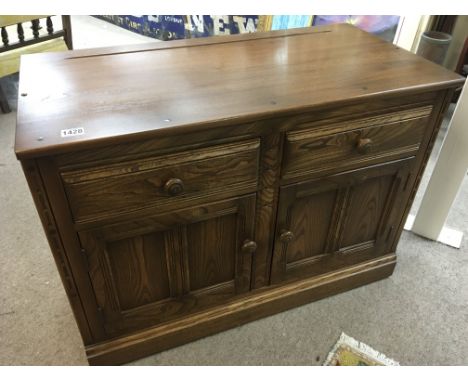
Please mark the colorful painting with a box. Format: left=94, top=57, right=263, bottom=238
left=95, top=15, right=260, bottom=41
left=96, top=15, right=402, bottom=42
left=271, top=16, right=312, bottom=30
left=312, top=15, right=401, bottom=42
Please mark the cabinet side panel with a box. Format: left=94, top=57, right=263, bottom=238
left=390, top=89, right=456, bottom=251
left=20, top=159, right=93, bottom=344
left=36, top=157, right=108, bottom=343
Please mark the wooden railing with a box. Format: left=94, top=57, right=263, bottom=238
left=0, top=15, right=73, bottom=53
left=0, top=15, right=73, bottom=113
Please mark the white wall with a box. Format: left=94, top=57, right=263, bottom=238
left=395, top=15, right=431, bottom=52
left=443, top=16, right=468, bottom=70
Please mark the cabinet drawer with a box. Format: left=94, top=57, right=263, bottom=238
left=61, top=139, right=260, bottom=222
left=281, top=106, right=432, bottom=182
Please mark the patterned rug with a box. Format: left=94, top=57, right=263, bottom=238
left=324, top=333, right=400, bottom=366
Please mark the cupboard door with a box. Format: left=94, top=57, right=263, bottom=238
left=270, top=158, right=414, bottom=284
left=78, top=195, right=256, bottom=337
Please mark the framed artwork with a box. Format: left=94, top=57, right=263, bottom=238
left=95, top=15, right=402, bottom=43
left=270, top=16, right=313, bottom=30
left=312, top=15, right=401, bottom=42
left=95, top=15, right=263, bottom=40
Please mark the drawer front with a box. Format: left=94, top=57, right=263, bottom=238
left=61, top=139, right=260, bottom=222
left=281, top=106, right=432, bottom=182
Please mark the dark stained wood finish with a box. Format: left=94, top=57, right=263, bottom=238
left=78, top=195, right=256, bottom=336
left=36, top=157, right=108, bottom=342
left=20, top=159, right=93, bottom=343
left=271, top=158, right=414, bottom=284
left=61, top=139, right=260, bottom=222
left=15, top=24, right=463, bottom=159
left=51, top=91, right=438, bottom=168
left=31, top=19, right=40, bottom=39
left=17, top=22, right=24, bottom=42
left=251, top=131, right=285, bottom=288
left=106, top=231, right=170, bottom=310
left=1, top=26, right=8, bottom=45
left=61, top=15, right=73, bottom=50
left=281, top=106, right=431, bottom=183
left=389, top=89, right=456, bottom=253
left=15, top=25, right=464, bottom=365
left=86, top=254, right=397, bottom=365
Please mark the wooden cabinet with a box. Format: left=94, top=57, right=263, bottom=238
left=79, top=195, right=256, bottom=336
left=271, top=158, right=414, bottom=283
left=15, top=24, right=464, bottom=364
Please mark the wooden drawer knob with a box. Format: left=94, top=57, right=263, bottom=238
left=356, top=138, right=372, bottom=154
left=279, top=230, right=295, bottom=243
left=164, top=178, right=184, bottom=196
left=242, top=239, right=257, bottom=253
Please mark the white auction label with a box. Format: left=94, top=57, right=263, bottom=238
left=61, top=127, right=85, bottom=137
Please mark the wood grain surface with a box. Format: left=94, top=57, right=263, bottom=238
left=61, top=139, right=260, bottom=222
left=85, top=254, right=397, bottom=365
left=78, top=194, right=256, bottom=336
left=15, top=23, right=464, bottom=159
left=16, top=24, right=465, bottom=365
left=271, top=157, right=413, bottom=283
left=281, top=106, right=431, bottom=182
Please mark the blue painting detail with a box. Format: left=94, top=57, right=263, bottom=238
left=271, top=16, right=311, bottom=30
left=95, top=15, right=259, bottom=41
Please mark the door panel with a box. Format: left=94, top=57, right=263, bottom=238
left=286, top=189, right=338, bottom=263
left=339, top=175, right=393, bottom=249
left=107, top=232, right=170, bottom=310
left=271, top=158, right=414, bottom=284
left=187, top=214, right=237, bottom=291
left=79, top=194, right=256, bottom=337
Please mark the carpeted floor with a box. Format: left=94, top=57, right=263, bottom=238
left=0, top=17, right=467, bottom=366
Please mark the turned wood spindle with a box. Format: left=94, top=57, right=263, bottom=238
left=46, top=17, right=54, bottom=34
left=31, top=19, right=40, bottom=39
left=17, top=23, right=24, bottom=42
left=1, top=27, right=9, bottom=46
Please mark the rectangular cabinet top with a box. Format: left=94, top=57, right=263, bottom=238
left=15, top=23, right=464, bottom=158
